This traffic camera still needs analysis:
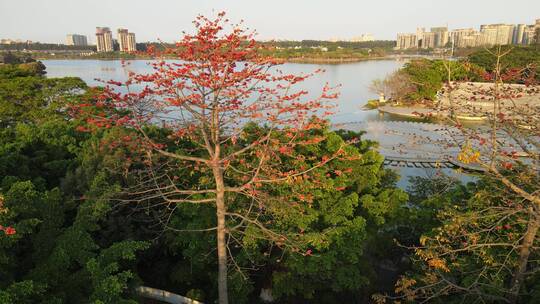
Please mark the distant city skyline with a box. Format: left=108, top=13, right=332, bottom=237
left=1, top=0, right=539, bottom=43
left=396, top=19, right=540, bottom=50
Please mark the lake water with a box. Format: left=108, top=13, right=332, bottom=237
left=42, top=59, right=474, bottom=187
left=42, top=59, right=403, bottom=124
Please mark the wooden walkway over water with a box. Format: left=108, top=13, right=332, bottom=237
left=333, top=121, right=483, bottom=171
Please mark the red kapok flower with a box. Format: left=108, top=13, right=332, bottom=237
left=3, top=227, right=16, bottom=235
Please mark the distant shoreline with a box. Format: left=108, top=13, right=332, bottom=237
left=34, top=54, right=433, bottom=64
left=283, top=56, right=395, bottom=64
left=34, top=55, right=393, bottom=63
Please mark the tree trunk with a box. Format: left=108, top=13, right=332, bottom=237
left=509, top=209, right=540, bottom=303
left=214, top=165, right=229, bottom=304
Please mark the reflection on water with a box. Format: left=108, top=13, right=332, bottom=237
left=393, top=167, right=477, bottom=189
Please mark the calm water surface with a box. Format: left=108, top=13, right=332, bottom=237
left=43, top=59, right=403, bottom=124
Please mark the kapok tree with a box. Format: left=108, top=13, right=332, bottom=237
left=74, top=12, right=338, bottom=303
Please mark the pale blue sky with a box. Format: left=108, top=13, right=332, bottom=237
left=1, top=0, right=538, bottom=43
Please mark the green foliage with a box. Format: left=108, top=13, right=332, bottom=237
left=0, top=280, right=46, bottom=304
left=0, top=52, right=38, bottom=65
left=261, top=47, right=372, bottom=61
left=258, top=40, right=395, bottom=61
left=87, top=241, right=149, bottom=304
left=262, top=130, right=406, bottom=301
left=401, top=59, right=481, bottom=102
left=0, top=43, right=95, bottom=52
left=0, top=64, right=86, bottom=127
left=0, top=62, right=147, bottom=303
left=468, top=46, right=540, bottom=81
left=365, top=99, right=380, bottom=109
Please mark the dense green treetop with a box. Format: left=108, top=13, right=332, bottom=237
left=0, top=63, right=148, bottom=303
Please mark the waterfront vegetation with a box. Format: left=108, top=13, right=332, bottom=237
left=260, top=47, right=377, bottom=63
left=468, top=45, right=540, bottom=81
left=1, top=50, right=144, bottom=61
left=370, top=45, right=540, bottom=106
left=258, top=40, right=394, bottom=62
left=1, top=14, right=540, bottom=304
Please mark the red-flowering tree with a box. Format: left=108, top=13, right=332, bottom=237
left=74, top=13, right=338, bottom=303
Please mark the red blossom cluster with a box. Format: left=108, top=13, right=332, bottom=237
left=0, top=225, right=16, bottom=236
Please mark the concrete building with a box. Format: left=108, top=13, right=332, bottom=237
left=396, top=27, right=449, bottom=49
left=66, top=34, right=88, bottom=46
left=523, top=26, right=537, bottom=45
left=450, top=28, right=477, bottom=48
left=117, top=28, right=129, bottom=52
left=416, top=27, right=425, bottom=43
left=127, top=32, right=136, bottom=52
left=431, top=27, right=449, bottom=47
left=397, top=18, right=539, bottom=49
left=513, top=24, right=527, bottom=44
left=117, top=28, right=136, bottom=52
left=421, top=32, right=436, bottom=49
left=480, top=24, right=515, bottom=45
left=480, top=27, right=499, bottom=46
left=463, top=33, right=483, bottom=48
left=96, top=27, right=113, bottom=52
left=0, top=39, right=32, bottom=45
left=396, top=33, right=418, bottom=49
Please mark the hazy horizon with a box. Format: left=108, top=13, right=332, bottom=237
left=1, top=0, right=539, bottom=44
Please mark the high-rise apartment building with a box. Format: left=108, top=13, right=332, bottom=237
left=431, top=27, right=449, bottom=47
left=396, top=18, right=539, bottom=50
left=96, top=27, right=113, bottom=52
left=480, top=27, right=499, bottom=46
left=480, top=24, right=514, bottom=45
left=117, top=28, right=136, bottom=52
left=450, top=28, right=476, bottom=48
left=421, top=32, right=437, bottom=49
left=513, top=24, right=527, bottom=44
left=396, top=26, right=449, bottom=49
left=127, top=33, right=136, bottom=52
left=523, top=26, right=537, bottom=45
left=66, top=34, right=88, bottom=46
left=396, top=33, right=418, bottom=49
left=415, top=27, right=425, bottom=42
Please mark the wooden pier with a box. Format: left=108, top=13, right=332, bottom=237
left=334, top=121, right=486, bottom=171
